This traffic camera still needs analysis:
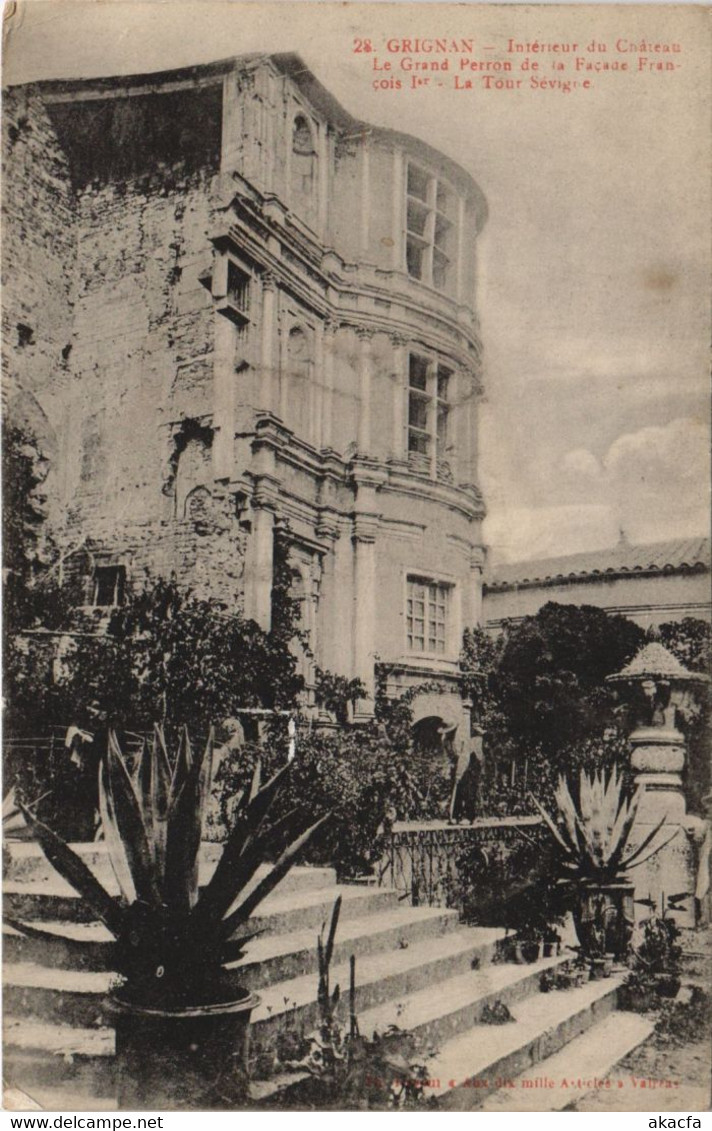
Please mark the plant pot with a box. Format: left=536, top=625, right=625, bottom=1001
left=542, top=940, right=561, bottom=959
left=515, top=939, right=542, bottom=964
left=618, top=983, right=658, bottom=1013
left=589, top=958, right=609, bottom=981
left=573, top=883, right=635, bottom=962
left=110, top=991, right=259, bottom=1110
left=653, top=974, right=681, bottom=999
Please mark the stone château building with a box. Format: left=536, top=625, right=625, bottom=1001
left=2, top=54, right=488, bottom=737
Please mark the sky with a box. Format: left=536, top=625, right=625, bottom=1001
left=3, top=0, right=710, bottom=563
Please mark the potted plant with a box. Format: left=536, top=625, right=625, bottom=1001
left=530, top=766, right=674, bottom=963
left=619, top=892, right=687, bottom=1010
left=10, top=727, right=329, bottom=1109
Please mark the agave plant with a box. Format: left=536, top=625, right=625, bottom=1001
left=11, top=726, right=329, bottom=1008
left=529, top=765, right=676, bottom=885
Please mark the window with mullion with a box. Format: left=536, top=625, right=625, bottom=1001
left=405, top=163, right=454, bottom=290
left=406, top=576, right=449, bottom=654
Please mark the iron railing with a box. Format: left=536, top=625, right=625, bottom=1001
left=378, top=816, right=543, bottom=908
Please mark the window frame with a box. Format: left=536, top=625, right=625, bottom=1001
left=405, top=574, right=452, bottom=657
left=406, top=350, right=454, bottom=478
left=92, top=565, right=126, bottom=608
left=405, top=161, right=456, bottom=291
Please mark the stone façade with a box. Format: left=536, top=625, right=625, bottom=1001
left=2, top=53, right=488, bottom=732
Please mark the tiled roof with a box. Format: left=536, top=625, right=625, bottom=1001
left=486, top=537, right=710, bottom=591
left=607, top=641, right=700, bottom=682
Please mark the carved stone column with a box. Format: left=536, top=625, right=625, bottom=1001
left=352, top=518, right=377, bottom=720
left=260, top=272, right=278, bottom=416
left=389, top=333, right=408, bottom=462
left=350, top=462, right=386, bottom=720
left=469, top=545, right=486, bottom=628
left=320, top=320, right=337, bottom=451
left=251, top=497, right=275, bottom=632
left=356, top=327, right=374, bottom=456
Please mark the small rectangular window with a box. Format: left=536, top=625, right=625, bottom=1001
left=408, top=353, right=431, bottom=456
left=227, top=263, right=250, bottom=316
left=93, top=565, right=126, bottom=607
left=406, top=576, right=449, bottom=654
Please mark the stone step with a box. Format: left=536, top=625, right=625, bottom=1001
left=357, top=952, right=569, bottom=1051
left=250, top=926, right=505, bottom=1047
left=4, top=841, right=336, bottom=895
left=480, top=1010, right=654, bottom=1112
left=425, top=976, right=623, bottom=1110
left=2, top=924, right=506, bottom=1103
left=3, top=1021, right=116, bottom=1098
left=3, top=924, right=502, bottom=1032
left=3, top=903, right=460, bottom=980
left=4, top=842, right=113, bottom=884
left=4, top=879, right=392, bottom=933
left=5, top=1084, right=117, bottom=1112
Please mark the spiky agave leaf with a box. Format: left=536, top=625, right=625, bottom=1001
left=554, top=777, right=581, bottom=854
left=3, top=915, right=103, bottom=961
left=194, top=762, right=291, bottom=922
left=204, top=805, right=304, bottom=923
left=249, top=757, right=262, bottom=803
left=19, top=805, right=125, bottom=937
left=221, top=814, right=331, bottom=938
left=606, top=788, right=642, bottom=873
left=528, top=792, right=574, bottom=859
left=220, top=929, right=263, bottom=967
left=324, top=895, right=342, bottom=972
left=622, top=819, right=678, bottom=870
left=98, top=759, right=136, bottom=903
left=105, top=732, right=162, bottom=909
left=163, top=728, right=215, bottom=913
left=167, top=726, right=193, bottom=813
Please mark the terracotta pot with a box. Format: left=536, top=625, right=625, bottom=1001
left=514, top=939, right=541, bottom=964
left=589, top=958, right=608, bottom=981
left=573, top=883, right=635, bottom=961
left=111, top=991, right=259, bottom=1110
left=618, top=983, right=658, bottom=1013
left=654, top=974, right=681, bottom=998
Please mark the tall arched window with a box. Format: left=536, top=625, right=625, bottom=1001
left=286, top=325, right=314, bottom=441
left=291, top=115, right=317, bottom=225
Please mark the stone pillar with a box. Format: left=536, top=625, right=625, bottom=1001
left=251, top=500, right=275, bottom=631
left=469, top=545, right=486, bottom=627
left=607, top=641, right=710, bottom=928
left=320, top=320, right=337, bottom=450
left=350, top=464, right=385, bottom=721
left=625, top=723, right=708, bottom=927
left=312, top=321, right=324, bottom=449
left=212, top=310, right=236, bottom=481
left=390, top=334, right=408, bottom=461
left=456, top=195, right=466, bottom=305
left=356, top=328, right=373, bottom=455
left=359, top=134, right=370, bottom=260
left=260, top=273, right=278, bottom=415
left=352, top=520, right=377, bottom=719
left=391, top=148, right=404, bottom=271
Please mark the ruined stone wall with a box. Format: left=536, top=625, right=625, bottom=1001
left=65, top=166, right=248, bottom=610
left=4, top=84, right=249, bottom=611
left=1, top=86, right=77, bottom=497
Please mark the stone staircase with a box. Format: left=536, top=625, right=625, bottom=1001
left=2, top=842, right=652, bottom=1111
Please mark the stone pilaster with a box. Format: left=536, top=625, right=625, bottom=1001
left=356, top=327, right=374, bottom=456
left=469, top=545, right=486, bottom=627
left=350, top=461, right=386, bottom=720
left=211, top=279, right=237, bottom=482
left=320, top=320, right=337, bottom=451
left=389, top=333, right=408, bottom=461
left=260, top=272, right=278, bottom=416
